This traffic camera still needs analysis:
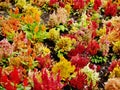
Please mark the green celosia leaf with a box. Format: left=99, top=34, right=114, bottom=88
left=22, top=25, right=29, bottom=31
left=17, top=84, right=24, bottom=90
left=56, top=25, right=68, bottom=32
left=0, top=86, right=5, bottom=90
left=91, top=56, right=107, bottom=64
left=25, top=30, right=33, bottom=40
left=22, top=22, right=49, bottom=42
left=36, top=31, right=48, bottom=42
left=10, top=13, right=22, bottom=19
left=57, top=25, right=65, bottom=31
left=17, top=84, right=31, bottom=90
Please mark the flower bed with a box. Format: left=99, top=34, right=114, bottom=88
left=0, top=0, right=120, bottom=90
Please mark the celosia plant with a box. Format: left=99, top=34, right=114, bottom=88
left=108, top=60, right=120, bottom=72
left=107, top=60, right=120, bottom=84
left=0, top=67, right=29, bottom=90
left=113, top=41, right=120, bottom=54
left=48, top=11, right=58, bottom=27
left=105, top=1, right=117, bottom=16
left=71, top=54, right=89, bottom=70
left=73, top=0, right=85, bottom=10
left=33, top=42, right=50, bottom=56
left=35, top=54, right=52, bottom=69
left=21, top=4, right=41, bottom=24
left=99, top=36, right=110, bottom=56
left=67, top=43, right=85, bottom=58
left=48, top=28, right=60, bottom=42
left=55, top=36, right=76, bottom=53
left=33, top=68, right=63, bottom=90
left=86, top=40, right=100, bottom=55
left=0, top=39, right=13, bottom=58
left=52, top=56, right=75, bottom=80
left=22, top=22, right=48, bottom=42
left=93, top=0, right=101, bottom=11
left=10, top=55, right=38, bottom=69
left=1, top=18, right=20, bottom=40
left=23, top=4, right=41, bottom=17
left=56, top=7, right=69, bottom=24
left=15, top=0, right=27, bottom=8
left=105, top=78, right=120, bottom=90
left=0, top=0, right=120, bottom=89
left=70, top=71, right=87, bottom=89
left=12, top=31, right=29, bottom=51
left=48, top=7, right=68, bottom=27
left=109, top=65, right=120, bottom=78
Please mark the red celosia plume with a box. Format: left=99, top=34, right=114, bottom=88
left=73, top=0, right=84, bottom=10
left=33, top=69, right=63, bottom=90
left=70, top=72, right=87, bottom=89
left=86, top=40, right=100, bottom=55
left=71, top=55, right=89, bottom=70
left=105, top=1, right=117, bottom=16
left=93, top=0, right=101, bottom=11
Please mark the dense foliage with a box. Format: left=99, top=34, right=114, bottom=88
left=0, top=0, right=120, bottom=90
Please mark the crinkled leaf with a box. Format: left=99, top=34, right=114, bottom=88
left=24, top=31, right=33, bottom=40
left=0, top=86, right=5, bottom=90
left=36, top=31, right=48, bottom=41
